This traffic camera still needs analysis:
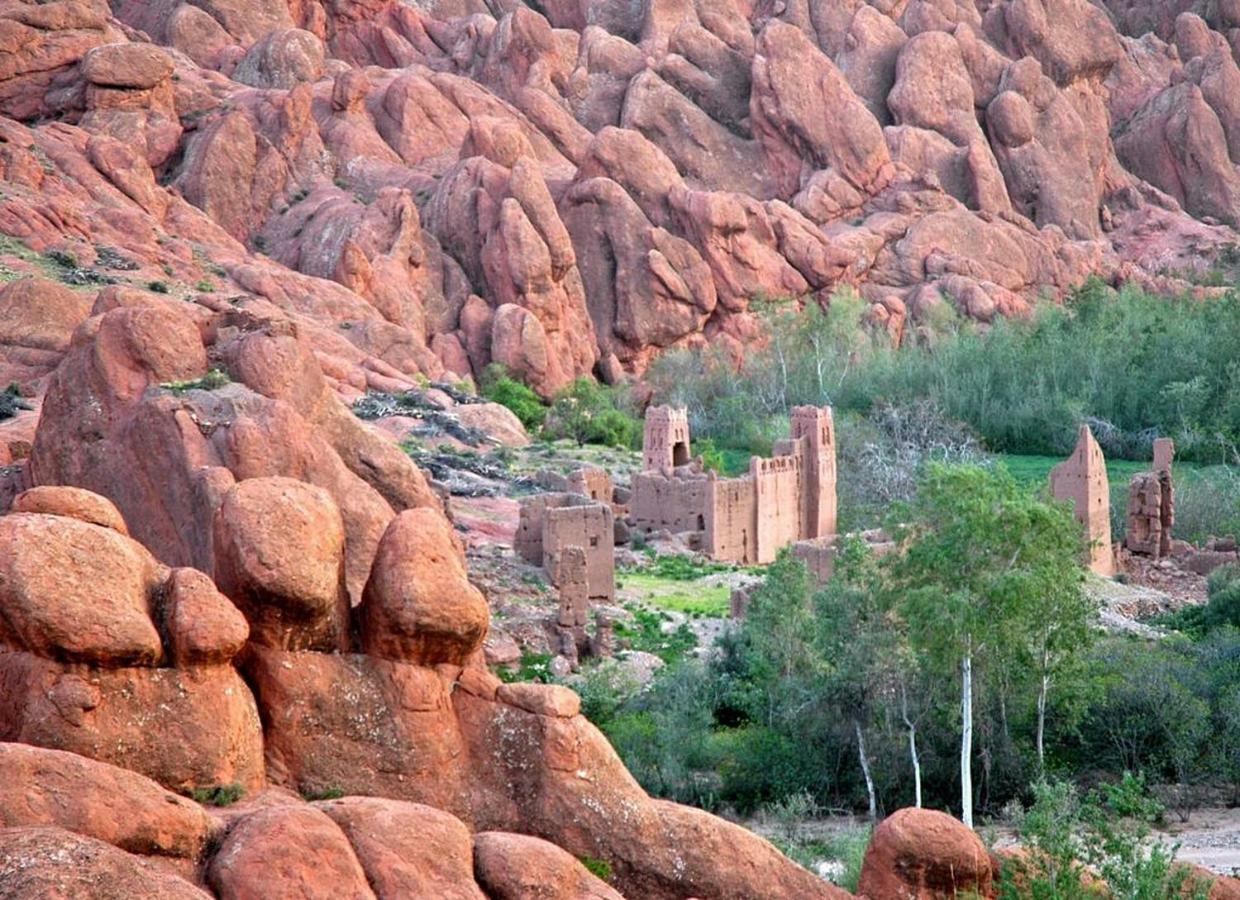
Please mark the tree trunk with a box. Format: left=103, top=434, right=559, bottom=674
left=961, top=647, right=974, bottom=828
left=901, top=686, right=923, bottom=808
left=1036, top=654, right=1050, bottom=776
left=855, top=719, right=877, bottom=822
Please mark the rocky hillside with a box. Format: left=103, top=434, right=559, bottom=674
left=0, top=282, right=852, bottom=897
left=3, top=0, right=1240, bottom=402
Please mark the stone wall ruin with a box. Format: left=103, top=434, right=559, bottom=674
left=1049, top=425, right=1115, bottom=576
left=515, top=492, right=615, bottom=603
left=1126, top=438, right=1175, bottom=558
left=632, top=405, right=838, bottom=564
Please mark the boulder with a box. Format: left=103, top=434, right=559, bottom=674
left=0, top=827, right=209, bottom=899
left=0, top=652, right=266, bottom=796
left=0, top=513, right=162, bottom=666
left=750, top=20, right=891, bottom=199
left=858, top=807, right=993, bottom=899
left=0, top=278, right=93, bottom=385
left=81, top=43, right=173, bottom=89
left=162, top=567, right=250, bottom=666
left=206, top=805, right=374, bottom=900
left=9, top=485, right=128, bottom=534
left=212, top=477, right=349, bottom=652
left=0, top=743, right=211, bottom=859
left=472, top=831, right=623, bottom=900
left=358, top=508, right=490, bottom=667
left=317, top=797, right=485, bottom=899
left=232, top=29, right=325, bottom=89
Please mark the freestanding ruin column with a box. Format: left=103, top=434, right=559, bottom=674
left=1049, top=425, right=1115, bottom=576
left=1126, top=438, right=1174, bottom=559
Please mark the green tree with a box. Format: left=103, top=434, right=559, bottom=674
left=814, top=537, right=889, bottom=819
left=884, top=463, right=1087, bottom=826
left=543, top=378, right=639, bottom=448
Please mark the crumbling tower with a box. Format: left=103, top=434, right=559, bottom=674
left=643, top=406, right=691, bottom=473
left=1049, top=425, right=1115, bottom=576
left=1126, top=438, right=1175, bottom=559
left=789, top=406, right=837, bottom=539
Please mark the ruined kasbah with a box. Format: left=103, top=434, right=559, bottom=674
left=631, top=405, right=838, bottom=565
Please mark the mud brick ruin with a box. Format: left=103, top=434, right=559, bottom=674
left=515, top=492, right=615, bottom=603
left=632, top=406, right=838, bottom=565
left=1126, top=438, right=1175, bottom=558
left=1049, top=425, right=1115, bottom=576
left=555, top=545, right=589, bottom=629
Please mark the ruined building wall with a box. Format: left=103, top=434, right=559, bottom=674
left=516, top=493, right=615, bottom=603
left=750, top=455, right=803, bottom=565
left=567, top=466, right=613, bottom=504
left=1049, top=425, right=1114, bottom=576
left=792, top=536, right=838, bottom=585
left=631, top=473, right=709, bottom=533
left=1125, top=438, right=1175, bottom=559
left=642, top=406, right=691, bottom=472
left=790, top=405, right=837, bottom=539
left=634, top=404, right=839, bottom=564
left=544, top=503, right=615, bottom=602
left=705, top=476, right=758, bottom=564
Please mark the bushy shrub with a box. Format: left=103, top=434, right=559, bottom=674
left=190, top=783, right=244, bottom=806
left=480, top=364, right=547, bottom=431
left=541, top=377, right=640, bottom=448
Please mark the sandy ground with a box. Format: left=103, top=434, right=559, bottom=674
left=1163, top=807, right=1240, bottom=876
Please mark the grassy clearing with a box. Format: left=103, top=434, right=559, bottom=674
left=997, top=453, right=1165, bottom=488
left=616, top=572, right=732, bottom=616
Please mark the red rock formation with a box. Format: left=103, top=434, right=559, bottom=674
left=4, top=0, right=1240, bottom=894
left=858, top=807, right=994, bottom=899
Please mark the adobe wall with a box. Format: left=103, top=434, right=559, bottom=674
left=543, top=502, right=615, bottom=603
left=1049, top=425, right=1114, bottom=576
left=1125, top=438, right=1175, bottom=559
left=750, top=454, right=803, bottom=564
left=516, top=492, right=615, bottom=603
left=705, top=475, right=758, bottom=564
left=631, top=472, right=709, bottom=533
left=792, top=536, right=838, bottom=585
left=634, top=403, right=839, bottom=565
left=567, top=466, right=612, bottom=504
left=790, top=405, right=837, bottom=539
left=555, top=545, right=589, bottom=628
left=643, top=405, right=691, bottom=472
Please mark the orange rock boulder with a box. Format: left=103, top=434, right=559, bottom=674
left=858, top=807, right=993, bottom=899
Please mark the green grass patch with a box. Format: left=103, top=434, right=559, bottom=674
left=998, top=453, right=1163, bottom=487
left=498, top=650, right=553, bottom=683
left=615, top=606, right=697, bottom=663
left=618, top=572, right=730, bottom=617
left=161, top=369, right=231, bottom=395
left=578, top=856, right=613, bottom=881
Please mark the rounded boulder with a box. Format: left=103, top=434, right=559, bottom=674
left=213, top=477, right=348, bottom=652
left=358, top=508, right=489, bottom=667
left=858, top=807, right=992, bottom=899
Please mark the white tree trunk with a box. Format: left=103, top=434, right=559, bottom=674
left=1037, top=662, right=1050, bottom=776
left=855, top=719, right=877, bottom=822
left=901, top=684, right=922, bottom=808
left=961, top=647, right=974, bottom=828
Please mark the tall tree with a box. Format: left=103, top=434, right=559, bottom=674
left=884, top=463, right=1087, bottom=827
left=814, top=537, right=890, bottom=820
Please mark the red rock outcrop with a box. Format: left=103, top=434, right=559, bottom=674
left=858, top=807, right=994, bottom=899
left=5, top=0, right=1240, bottom=895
